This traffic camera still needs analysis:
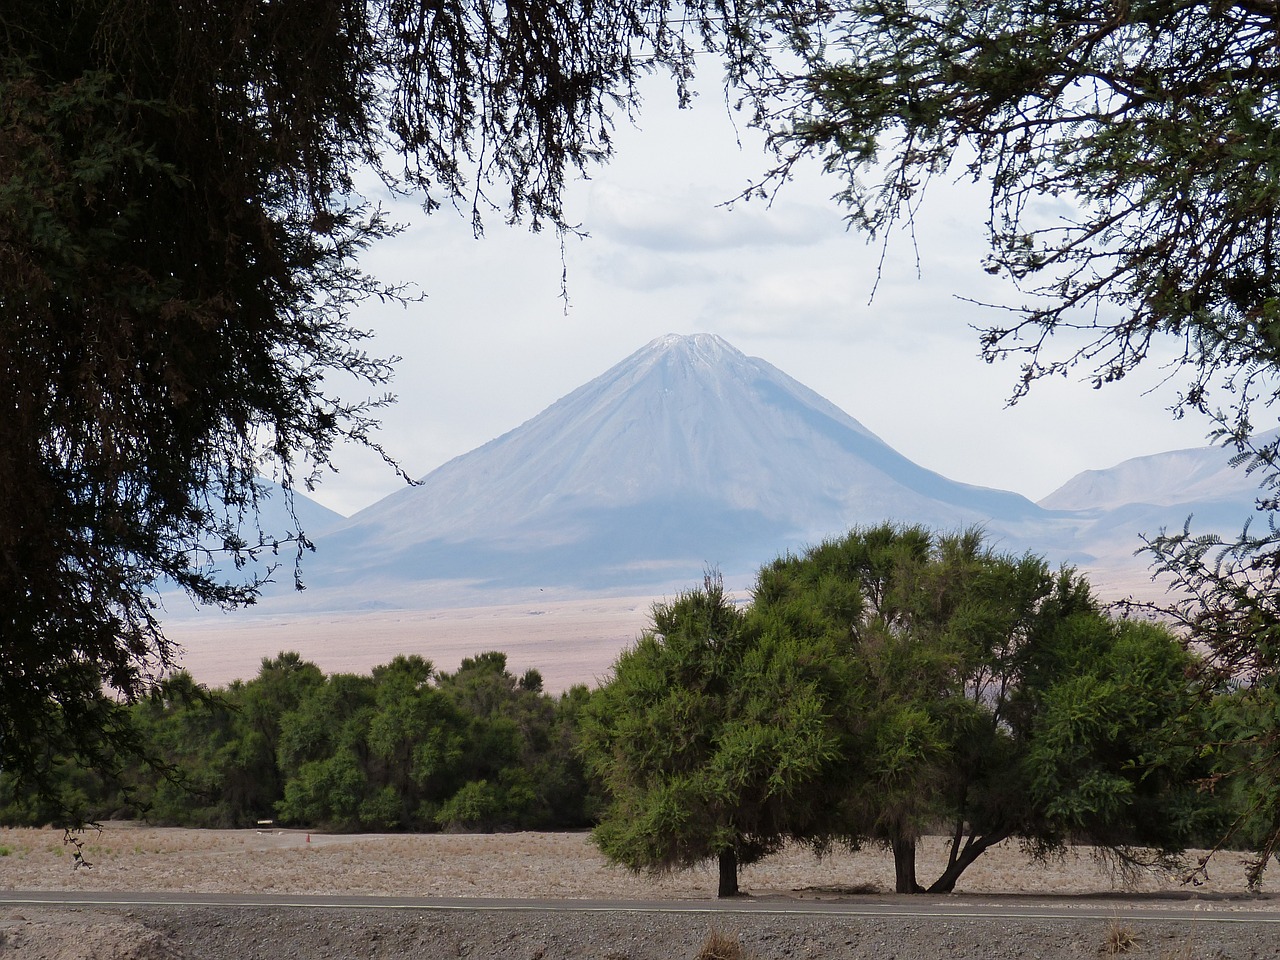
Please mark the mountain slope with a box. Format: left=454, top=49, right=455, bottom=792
left=159, top=479, right=346, bottom=618
left=1032, top=435, right=1273, bottom=594
left=184, top=335, right=1280, bottom=613
left=258, top=480, right=347, bottom=537
left=288, top=334, right=1054, bottom=605
left=1040, top=440, right=1266, bottom=511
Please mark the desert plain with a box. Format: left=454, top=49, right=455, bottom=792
left=162, top=595, right=663, bottom=692
left=3, top=824, right=1280, bottom=959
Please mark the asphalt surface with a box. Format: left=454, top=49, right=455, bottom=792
left=6, top=889, right=1280, bottom=924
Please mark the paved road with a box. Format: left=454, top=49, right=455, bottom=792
left=6, top=890, right=1280, bottom=924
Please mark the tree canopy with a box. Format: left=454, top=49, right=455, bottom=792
left=747, top=0, right=1280, bottom=881
left=753, top=525, right=1213, bottom=892
left=760, top=0, right=1280, bottom=431
left=582, top=530, right=1216, bottom=895
left=579, top=573, right=844, bottom=897
left=0, top=650, right=596, bottom=833
left=0, top=0, right=795, bottom=791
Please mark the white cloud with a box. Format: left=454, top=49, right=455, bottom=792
left=583, top=181, right=835, bottom=254
left=304, top=72, right=1216, bottom=518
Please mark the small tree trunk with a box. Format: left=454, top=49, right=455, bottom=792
left=926, top=856, right=972, bottom=894
left=926, top=830, right=1011, bottom=894
left=717, top=848, right=739, bottom=898
left=890, top=835, right=922, bottom=893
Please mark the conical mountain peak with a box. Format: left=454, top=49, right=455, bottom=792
left=638, top=332, right=740, bottom=362
left=302, top=333, right=1043, bottom=602
left=556, top=333, right=761, bottom=411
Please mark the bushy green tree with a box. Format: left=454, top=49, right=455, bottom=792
left=258, top=650, right=592, bottom=832
left=117, top=672, right=239, bottom=826
left=222, top=654, right=328, bottom=823
left=276, top=672, right=379, bottom=828
left=754, top=525, right=1212, bottom=892
left=1145, top=555, right=1280, bottom=887
left=0, top=647, right=596, bottom=832
left=581, top=574, right=844, bottom=897
left=546, top=684, right=606, bottom=827
left=1025, top=618, right=1219, bottom=854
left=366, top=655, right=466, bottom=827
left=434, top=652, right=584, bottom=831
left=0, top=11, right=399, bottom=793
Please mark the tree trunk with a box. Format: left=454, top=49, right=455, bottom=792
left=890, top=835, right=923, bottom=893
left=717, top=848, right=740, bottom=898
left=926, top=830, right=1010, bottom=893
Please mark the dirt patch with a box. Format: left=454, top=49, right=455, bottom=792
left=0, top=824, right=1267, bottom=900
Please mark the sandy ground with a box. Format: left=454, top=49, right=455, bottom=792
left=163, top=596, right=662, bottom=692
left=1, top=824, right=1273, bottom=902
left=5, top=826, right=1279, bottom=959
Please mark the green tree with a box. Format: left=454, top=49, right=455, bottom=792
left=0, top=17, right=397, bottom=795
left=434, top=651, right=584, bottom=831
left=1143, top=546, right=1280, bottom=887
left=117, top=671, right=240, bottom=826
left=262, top=650, right=586, bottom=832
left=276, top=672, right=378, bottom=828
left=0, top=648, right=597, bottom=832
left=748, top=1, right=1280, bottom=881
left=366, top=655, right=465, bottom=827
left=754, top=525, right=1212, bottom=892
left=1023, top=618, right=1220, bottom=858
left=546, top=684, right=606, bottom=827
left=222, top=654, right=327, bottom=823
left=580, top=574, right=843, bottom=897
left=0, top=0, right=791, bottom=796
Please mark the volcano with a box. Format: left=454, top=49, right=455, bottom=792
left=265, top=333, right=1065, bottom=607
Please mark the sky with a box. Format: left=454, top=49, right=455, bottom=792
left=306, top=72, right=1215, bottom=519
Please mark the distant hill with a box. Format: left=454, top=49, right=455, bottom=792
left=1036, top=436, right=1271, bottom=596
left=257, top=480, right=347, bottom=537
left=1040, top=440, right=1267, bottom=511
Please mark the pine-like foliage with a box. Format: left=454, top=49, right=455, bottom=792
left=0, top=0, right=805, bottom=795
left=748, top=1, right=1280, bottom=885
left=580, top=573, right=843, bottom=897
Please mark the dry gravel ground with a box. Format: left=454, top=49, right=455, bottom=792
left=2, top=825, right=1278, bottom=959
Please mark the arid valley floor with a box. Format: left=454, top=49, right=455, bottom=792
left=3, top=825, right=1279, bottom=959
